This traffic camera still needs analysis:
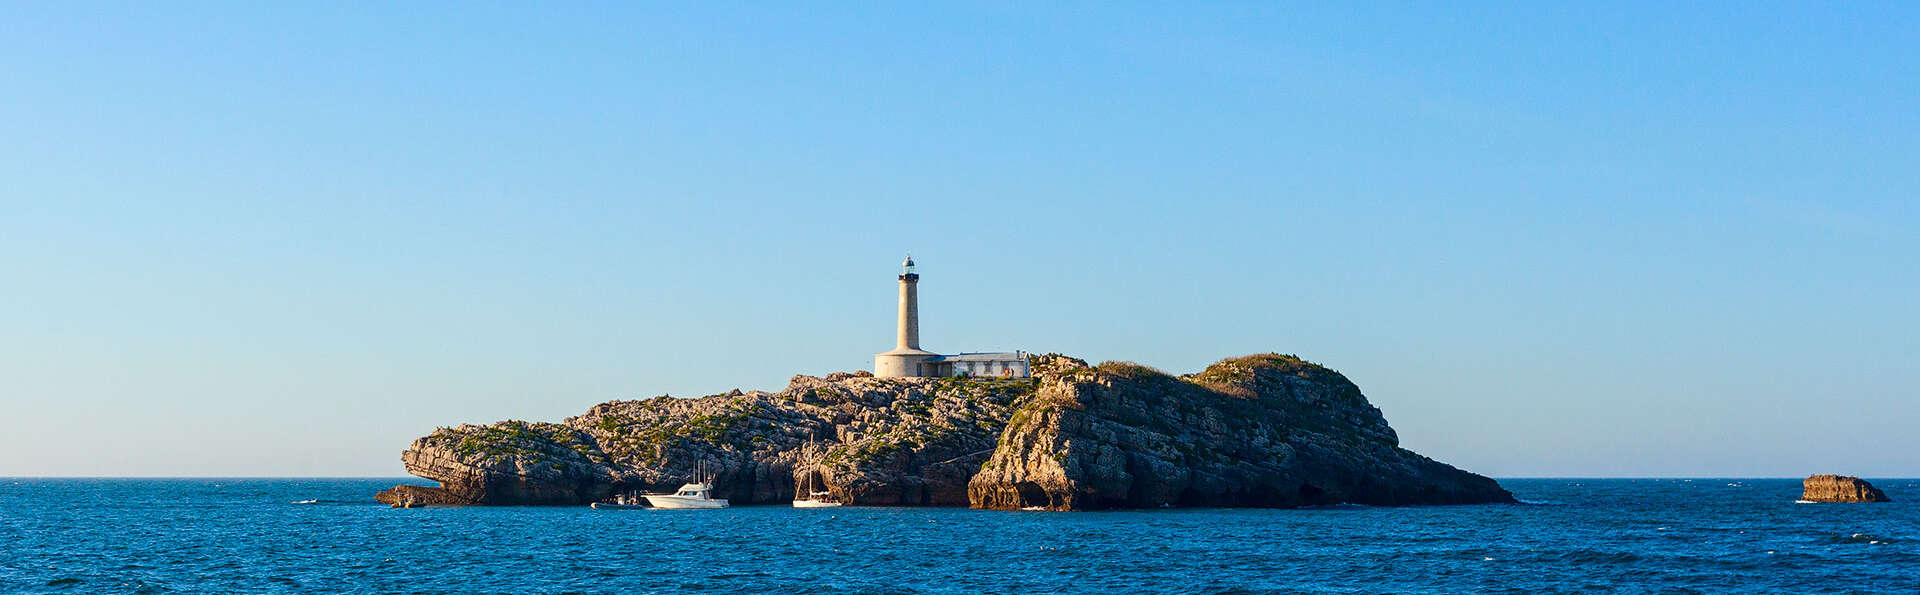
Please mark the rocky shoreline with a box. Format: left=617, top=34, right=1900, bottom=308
left=379, top=353, right=1514, bottom=510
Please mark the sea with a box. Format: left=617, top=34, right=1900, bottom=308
left=2, top=478, right=1915, bottom=593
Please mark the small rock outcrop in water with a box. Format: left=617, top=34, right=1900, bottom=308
left=374, top=484, right=471, bottom=508
left=380, top=353, right=1514, bottom=509
left=1801, top=475, right=1891, bottom=503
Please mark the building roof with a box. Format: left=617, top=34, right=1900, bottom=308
left=935, top=351, right=1026, bottom=362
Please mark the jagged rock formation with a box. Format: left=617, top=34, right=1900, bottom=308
left=968, top=355, right=1510, bottom=509
left=374, top=484, right=471, bottom=507
left=1801, top=475, right=1891, bottom=503
left=381, top=420, right=606, bottom=506
left=386, top=370, right=1029, bottom=507
left=380, top=354, right=1513, bottom=509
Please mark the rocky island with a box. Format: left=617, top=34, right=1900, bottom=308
left=378, top=353, right=1514, bottom=510
left=1800, top=474, right=1891, bottom=503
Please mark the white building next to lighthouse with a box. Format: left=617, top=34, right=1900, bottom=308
left=873, top=256, right=1031, bottom=379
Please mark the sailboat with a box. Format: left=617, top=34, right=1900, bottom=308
left=793, top=437, right=844, bottom=508
left=793, top=484, right=842, bottom=508
left=642, top=461, right=730, bottom=509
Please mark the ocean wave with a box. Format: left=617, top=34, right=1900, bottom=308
left=1298, top=503, right=1371, bottom=509
left=1548, top=549, right=1647, bottom=565
left=288, top=498, right=374, bottom=505
left=1827, top=533, right=1898, bottom=545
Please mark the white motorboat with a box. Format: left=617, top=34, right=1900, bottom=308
left=642, top=462, right=729, bottom=509
left=642, top=482, right=729, bottom=509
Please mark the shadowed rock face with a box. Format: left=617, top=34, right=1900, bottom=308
left=1801, top=475, right=1891, bottom=503
left=381, top=354, right=1513, bottom=509
left=968, top=355, right=1513, bottom=510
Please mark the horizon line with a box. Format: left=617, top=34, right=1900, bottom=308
left=5, top=475, right=1916, bottom=480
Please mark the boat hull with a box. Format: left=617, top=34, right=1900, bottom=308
left=590, top=503, right=649, bottom=510
left=791, top=499, right=844, bottom=510
left=642, top=495, right=729, bottom=509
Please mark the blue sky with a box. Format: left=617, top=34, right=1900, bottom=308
left=2, top=3, right=1914, bottom=477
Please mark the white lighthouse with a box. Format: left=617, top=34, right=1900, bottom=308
left=872, top=255, right=1031, bottom=379
left=873, top=256, right=940, bottom=377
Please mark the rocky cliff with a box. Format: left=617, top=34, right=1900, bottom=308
left=968, top=354, right=1511, bottom=509
left=1801, top=475, right=1891, bottom=503
left=378, top=353, right=1514, bottom=509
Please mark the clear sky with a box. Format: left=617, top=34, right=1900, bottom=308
left=2, top=3, right=1914, bottom=477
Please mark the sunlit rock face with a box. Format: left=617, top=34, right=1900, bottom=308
left=1801, top=475, right=1892, bottom=503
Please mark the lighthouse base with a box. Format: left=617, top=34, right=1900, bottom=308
left=874, top=349, right=941, bottom=378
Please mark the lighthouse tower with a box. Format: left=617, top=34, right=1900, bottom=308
left=874, top=255, right=940, bottom=378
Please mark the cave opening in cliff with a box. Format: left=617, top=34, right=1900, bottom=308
left=604, top=481, right=648, bottom=505
left=795, top=469, right=832, bottom=500
left=1014, top=481, right=1049, bottom=509
left=1297, top=483, right=1331, bottom=506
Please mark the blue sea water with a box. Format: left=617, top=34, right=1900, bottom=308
left=1, top=478, right=1915, bottom=593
